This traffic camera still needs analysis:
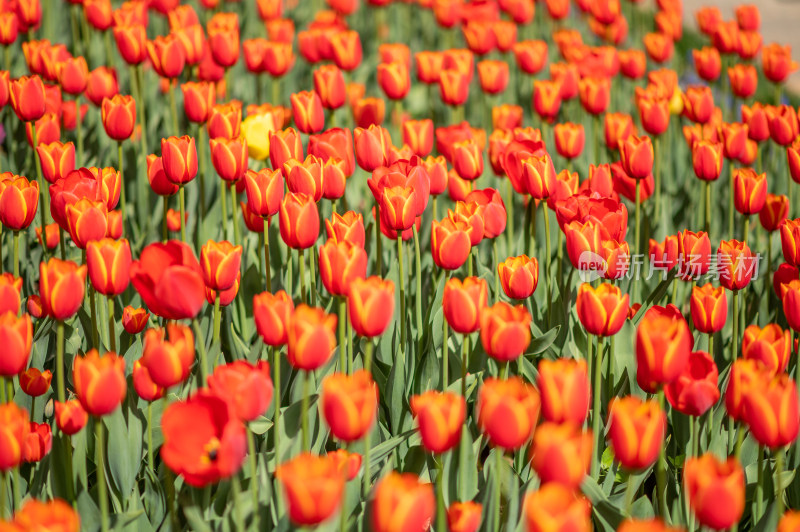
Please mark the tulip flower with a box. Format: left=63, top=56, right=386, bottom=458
left=318, top=239, right=367, bottom=297
left=479, top=302, right=531, bottom=362
left=0, top=403, right=30, bottom=471
left=161, top=390, right=247, bottom=487
left=287, top=305, right=337, bottom=371
left=372, top=472, right=436, bottom=532
left=607, top=396, right=666, bottom=470
left=54, top=400, right=88, bottom=435
left=313, top=65, right=346, bottom=110
left=576, top=283, right=629, bottom=337
left=742, top=324, right=791, bottom=374
left=39, top=258, right=87, bottom=321
left=279, top=192, right=319, bottom=250
left=347, top=276, right=394, bottom=339
left=208, top=101, right=242, bottom=140
left=208, top=361, right=274, bottom=422
left=477, top=377, right=540, bottom=449
left=635, top=305, right=692, bottom=393
left=276, top=453, right=346, bottom=526
left=523, top=483, right=592, bottom=532
left=762, top=43, right=798, bottom=84
left=130, top=241, right=205, bottom=321
left=36, top=141, right=75, bottom=184
left=532, top=79, right=562, bottom=122
left=141, top=324, right=195, bottom=389
left=690, top=284, right=727, bottom=334
left=9, top=75, right=46, bottom=122
left=537, top=358, right=590, bottom=424
left=447, top=502, right=482, bottom=532
left=497, top=255, right=538, bottom=299
left=320, top=370, right=377, bottom=442
left=531, top=422, right=592, bottom=489
left=253, top=290, right=294, bottom=347
left=326, top=211, right=365, bottom=248
left=684, top=454, right=745, bottom=530
left=290, top=90, right=324, bottom=134
left=743, top=373, right=800, bottom=449
left=181, top=81, right=215, bottom=124
left=133, top=360, right=163, bottom=402
left=100, top=94, right=136, bottom=141
left=664, top=350, right=720, bottom=417
left=0, top=174, right=39, bottom=232
left=73, top=349, right=126, bottom=417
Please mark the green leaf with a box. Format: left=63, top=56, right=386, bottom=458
left=524, top=325, right=560, bottom=357
left=104, top=401, right=143, bottom=504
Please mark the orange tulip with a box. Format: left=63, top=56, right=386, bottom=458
left=39, top=258, right=87, bottom=320
left=36, top=141, right=75, bottom=184
left=19, top=368, right=51, bottom=397
left=635, top=304, right=692, bottom=393
left=276, top=453, right=346, bottom=526
left=9, top=75, right=45, bottom=122
left=200, top=240, right=242, bottom=292
left=86, top=237, right=131, bottom=297
left=253, top=290, right=294, bottom=347
left=763, top=43, right=798, bottom=84
left=73, top=349, right=126, bottom=417
left=523, top=483, right=592, bottom=532
left=743, top=373, right=799, bottom=449
left=181, top=81, right=215, bottom=124
left=161, top=135, right=198, bottom=185
left=442, top=276, right=487, bottom=334
left=477, top=376, right=540, bottom=449
left=409, top=391, right=466, bottom=454
left=576, top=282, right=629, bottom=336
left=208, top=360, right=274, bottom=422
left=690, top=284, right=727, bottom=334
left=347, top=276, right=394, bottom=338
left=372, top=472, right=436, bottom=532
left=728, top=64, right=757, bottom=99
left=479, top=301, right=531, bottom=362
left=313, top=64, right=346, bottom=110
left=244, top=168, right=284, bottom=218
left=0, top=403, right=29, bottom=471
left=513, top=40, right=548, bottom=75
left=742, top=324, right=791, bottom=374
left=619, top=134, right=654, bottom=179
left=664, top=350, right=720, bottom=416
left=477, top=59, right=509, bottom=94
left=279, top=192, right=319, bottom=249
left=133, top=359, right=164, bottom=402
left=447, top=501, right=482, bottom=532
left=691, top=140, right=723, bottom=181
left=321, top=370, right=378, bottom=441
left=290, top=90, right=324, bottom=134
left=684, top=454, right=745, bottom=530
left=122, top=306, right=149, bottom=334
left=717, top=239, right=755, bottom=291
left=693, top=46, right=721, bottom=81
left=532, top=79, right=562, bottom=122
left=607, top=396, right=666, bottom=470
left=207, top=101, right=242, bottom=140
left=146, top=34, right=186, bottom=79
left=537, top=358, right=590, bottom=424
left=141, top=324, right=195, bottom=389
left=54, top=400, right=88, bottom=435
left=287, top=304, right=337, bottom=371
left=531, top=422, right=592, bottom=489
left=497, top=255, right=538, bottom=299
left=0, top=174, right=39, bottom=231
left=578, top=76, right=610, bottom=115
left=100, top=94, right=136, bottom=141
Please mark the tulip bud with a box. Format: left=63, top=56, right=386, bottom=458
left=690, top=284, right=727, bottom=333
left=684, top=454, right=745, bottom=530
left=531, top=422, right=592, bottom=489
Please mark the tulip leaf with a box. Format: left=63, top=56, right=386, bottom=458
left=183, top=505, right=214, bottom=532
left=104, top=400, right=144, bottom=504
left=386, top=348, right=407, bottom=433
left=368, top=429, right=418, bottom=471
left=524, top=325, right=560, bottom=358
left=249, top=416, right=273, bottom=435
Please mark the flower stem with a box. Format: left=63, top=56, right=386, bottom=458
left=442, top=271, right=450, bottom=391
left=625, top=472, right=636, bottom=515
left=729, top=164, right=735, bottom=239
left=230, top=473, right=244, bottom=531
left=493, top=448, right=503, bottom=532
left=301, top=370, right=310, bottom=452
left=397, top=232, right=406, bottom=356
left=192, top=318, right=209, bottom=383
left=213, top=295, right=221, bottom=347
left=31, top=122, right=48, bottom=241
left=375, top=202, right=383, bottom=277
left=413, top=225, right=423, bottom=357
left=107, top=297, right=116, bottom=353
left=756, top=445, right=764, bottom=520
left=169, top=81, right=179, bottom=136
left=299, top=248, right=307, bottom=304
left=273, top=346, right=281, bottom=465
left=12, top=231, right=19, bottom=278
left=436, top=454, right=447, bottom=532
left=309, top=245, right=318, bottom=307
left=95, top=419, right=109, bottom=532
left=338, top=297, right=347, bottom=372
left=118, top=141, right=126, bottom=229
left=591, top=336, right=603, bottom=478
left=775, top=446, right=785, bottom=519
left=198, top=125, right=207, bottom=218
left=263, top=226, right=272, bottom=292
left=461, top=334, right=468, bottom=397
left=732, top=290, right=739, bottom=364
left=656, top=391, right=667, bottom=517
left=162, top=196, right=169, bottom=242
left=654, top=136, right=662, bottom=221
left=230, top=182, right=241, bottom=247
left=179, top=186, right=187, bottom=243
left=543, top=204, right=552, bottom=327
left=146, top=402, right=154, bottom=477
left=247, top=428, right=260, bottom=531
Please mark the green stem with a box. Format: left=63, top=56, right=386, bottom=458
left=230, top=473, right=244, bottom=531
left=732, top=290, right=739, bottom=363
left=591, top=336, right=603, bottom=478
left=543, top=204, right=552, bottom=326
left=756, top=445, right=764, bottom=520
left=192, top=318, right=209, bottom=383
left=162, top=196, right=169, bottom=242
left=729, top=164, right=735, bottom=239
left=213, top=295, right=221, bottom=347
left=442, top=271, right=450, bottom=391
left=76, top=95, right=84, bottom=166
left=362, top=367, right=372, bottom=496
left=625, top=472, right=636, bottom=515
left=169, top=81, right=179, bottom=136
left=273, top=346, right=281, bottom=465
left=528, top=199, right=536, bottom=256
left=299, top=248, right=307, bottom=303
left=708, top=333, right=713, bottom=358
left=634, top=179, right=641, bottom=298
left=375, top=202, right=383, bottom=277
left=347, top=318, right=354, bottom=372
left=221, top=179, right=228, bottom=239
left=436, top=454, right=447, bottom=532
left=107, top=297, right=116, bottom=353
left=198, top=125, right=207, bottom=218
left=413, top=225, right=423, bottom=358
left=118, top=141, right=126, bottom=230
left=493, top=448, right=503, bottom=532
left=461, top=334, right=468, bottom=398
left=230, top=181, right=241, bottom=247
left=57, top=321, right=65, bottom=402
left=309, top=245, right=317, bottom=307
left=704, top=180, right=711, bottom=235
left=96, top=420, right=109, bottom=532
left=338, top=297, right=347, bottom=372
left=493, top=239, right=500, bottom=300
left=179, top=186, right=187, bottom=243
left=656, top=391, right=667, bottom=517
left=263, top=226, right=272, bottom=292
left=0, top=472, right=5, bottom=519
left=164, top=398, right=178, bottom=531
left=247, top=428, right=260, bottom=531
left=397, top=232, right=406, bottom=356
left=89, top=285, right=98, bottom=350
left=654, top=136, right=662, bottom=221
left=146, top=402, right=154, bottom=477
left=301, top=370, right=310, bottom=452
left=12, top=231, right=19, bottom=278
left=775, top=447, right=785, bottom=519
